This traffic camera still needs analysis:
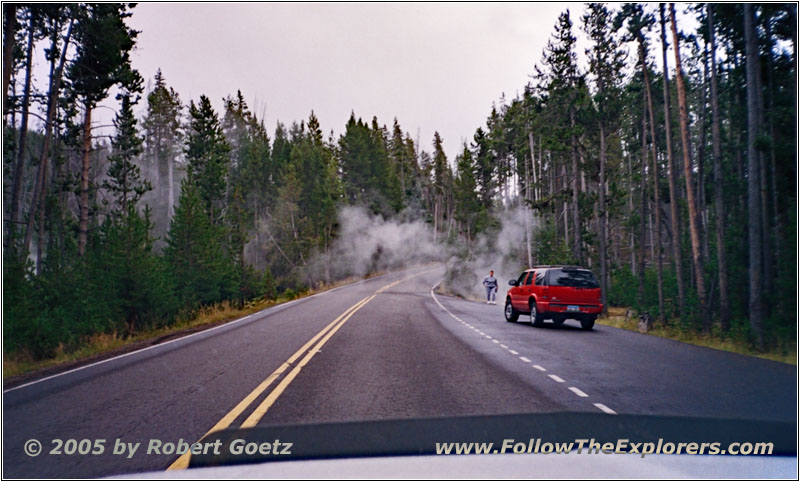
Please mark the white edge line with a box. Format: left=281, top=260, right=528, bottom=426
left=5, top=270, right=413, bottom=394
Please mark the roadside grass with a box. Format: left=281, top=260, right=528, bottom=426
left=3, top=274, right=375, bottom=383
left=599, top=307, right=797, bottom=365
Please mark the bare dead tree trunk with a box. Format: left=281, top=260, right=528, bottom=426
left=660, top=4, right=686, bottom=319
left=707, top=4, right=730, bottom=327
left=670, top=3, right=708, bottom=330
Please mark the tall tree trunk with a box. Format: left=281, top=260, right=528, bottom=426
left=168, top=138, right=175, bottom=219
left=638, top=102, right=648, bottom=306
left=78, top=104, right=92, bottom=257
left=754, top=33, right=773, bottom=300
left=598, top=123, right=608, bottom=314
left=627, top=152, right=636, bottom=275
left=744, top=3, right=763, bottom=348
left=9, top=11, right=35, bottom=249
left=570, top=108, right=581, bottom=264
left=528, top=130, right=541, bottom=201
left=641, top=38, right=665, bottom=323
left=698, top=41, right=710, bottom=262
left=670, top=3, right=708, bottom=330
left=522, top=135, right=532, bottom=267
left=35, top=152, right=48, bottom=274
left=764, top=18, right=781, bottom=316
left=2, top=3, right=17, bottom=114
left=660, top=4, right=686, bottom=319
left=707, top=4, right=730, bottom=327
left=24, top=18, right=73, bottom=256
left=790, top=6, right=797, bottom=181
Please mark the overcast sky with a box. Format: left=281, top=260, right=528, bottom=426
left=126, top=2, right=574, bottom=159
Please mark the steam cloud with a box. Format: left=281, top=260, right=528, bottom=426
left=444, top=207, right=539, bottom=303
left=305, top=204, right=537, bottom=302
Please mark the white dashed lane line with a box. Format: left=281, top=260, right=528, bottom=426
left=429, top=283, right=617, bottom=416
left=594, top=403, right=617, bottom=415
left=569, top=387, right=589, bottom=398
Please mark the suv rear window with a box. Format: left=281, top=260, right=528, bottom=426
left=547, top=268, right=599, bottom=288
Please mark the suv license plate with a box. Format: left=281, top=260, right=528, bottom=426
left=567, top=305, right=579, bottom=312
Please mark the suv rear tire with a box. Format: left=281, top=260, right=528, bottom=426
left=530, top=300, right=544, bottom=326
left=504, top=299, right=519, bottom=323
left=580, top=316, right=596, bottom=330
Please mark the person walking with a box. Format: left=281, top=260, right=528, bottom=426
left=483, top=270, right=498, bottom=304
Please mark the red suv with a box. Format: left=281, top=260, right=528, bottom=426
left=504, top=266, right=603, bottom=330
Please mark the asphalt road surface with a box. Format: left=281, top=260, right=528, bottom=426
left=3, top=266, right=796, bottom=477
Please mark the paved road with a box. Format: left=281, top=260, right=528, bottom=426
left=3, top=266, right=796, bottom=477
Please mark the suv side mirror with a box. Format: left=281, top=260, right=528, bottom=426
left=508, top=279, right=518, bottom=286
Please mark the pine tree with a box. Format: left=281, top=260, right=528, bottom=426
left=94, top=94, right=174, bottom=332
left=338, top=114, right=400, bottom=214
left=471, top=127, right=495, bottom=212
left=185, top=95, right=231, bottom=225
left=142, top=69, right=182, bottom=238
left=584, top=3, right=626, bottom=315
left=165, top=175, right=234, bottom=307
left=224, top=90, right=272, bottom=214
left=535, top=10, right=585, bottom=263
left=103, top=94, right=149, bottom=216
left=453, top=143, right=482, bottom=250
left=67, top=3, right=141, bottom=256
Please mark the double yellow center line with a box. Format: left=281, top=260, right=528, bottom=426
left=168, top=270, right=431, bottom=470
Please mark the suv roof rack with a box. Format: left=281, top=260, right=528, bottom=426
left=527, top=265, right=588, bottom=270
